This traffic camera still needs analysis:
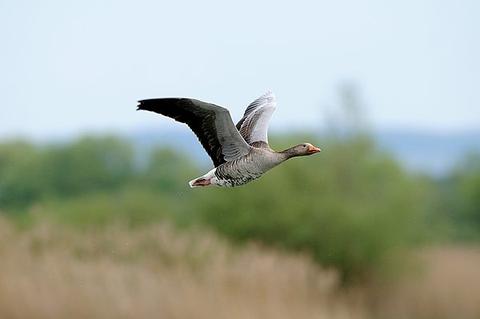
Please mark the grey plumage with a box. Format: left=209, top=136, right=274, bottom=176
left=214, top=147, right=286, bottom=187
left=137, top=91, right=321, bottom=188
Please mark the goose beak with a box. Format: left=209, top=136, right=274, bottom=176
left=307, top=145, right=321, bottom=154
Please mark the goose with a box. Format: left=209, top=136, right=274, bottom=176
left=137, top=91, right=321, bottom=187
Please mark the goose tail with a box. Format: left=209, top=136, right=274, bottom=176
left=188, top=169, right=217, bottom=188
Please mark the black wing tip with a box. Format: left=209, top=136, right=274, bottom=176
left=136, top=98, right=198, bottom=113
left=137, top=99, right=153, bottom=111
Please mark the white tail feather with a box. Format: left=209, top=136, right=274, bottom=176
left=188, top=168, right=217, bottom=188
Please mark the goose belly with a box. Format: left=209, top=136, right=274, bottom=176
left=213, top=161, right=264, bottom=187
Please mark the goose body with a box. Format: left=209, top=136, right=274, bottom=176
left=197, top=146, right=284, bottom=187
left=137, top=91, right=321, bottom=188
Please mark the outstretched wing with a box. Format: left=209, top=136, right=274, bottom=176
left=236, top=91, right=276, bottom=146
left=138, top=98, right=251, bottom=167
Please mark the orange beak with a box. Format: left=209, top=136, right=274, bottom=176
left=307, top=145, right=321, bottom=154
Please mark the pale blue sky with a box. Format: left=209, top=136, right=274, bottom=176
left=1, top=0, right=479, bottom=139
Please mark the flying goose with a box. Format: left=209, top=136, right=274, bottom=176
left=137, top=91, right=321, bottom=187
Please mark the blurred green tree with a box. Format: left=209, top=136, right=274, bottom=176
left=439, top=153, right=480, bottom=240
left=0, top=136, right=135, bottom=210
left=0, top=141, right=44, bottom=209
left=42, top=136, right=135, bottom=196
left=142, top=148, right=197, bottom=192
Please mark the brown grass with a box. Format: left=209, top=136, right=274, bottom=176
left=370, top=246, right=480, bottom=319
left=0, top=219, right=364, bottom=319
left=0, top=218, right=479, bottom=319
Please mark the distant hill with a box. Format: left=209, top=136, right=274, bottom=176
left=128, top=128, right=480, bottom=176
left=374, top=129, right=480, bottom=175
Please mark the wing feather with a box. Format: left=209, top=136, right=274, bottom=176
left=137, top=98, right=251, bottom=167
left=236, top=91, right=276, bottom=145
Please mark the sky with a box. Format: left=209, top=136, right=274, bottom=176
left=1, top=0, right=479, bottom=140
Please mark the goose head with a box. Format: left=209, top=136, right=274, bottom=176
left=281, top=143, right=321, bottom=158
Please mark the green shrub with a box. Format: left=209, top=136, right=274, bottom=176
left=0, top=141, right=45, bottom=209
left=437, top=153, right=480, bottom=240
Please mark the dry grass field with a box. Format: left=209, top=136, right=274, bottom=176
left=0, top=218, right=479, bottom=319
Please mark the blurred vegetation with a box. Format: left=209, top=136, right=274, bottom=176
left=0, top=87, right=478, bottom=284
left=1, top=132, right=478, bottom=283
left=434, top=153, right=480, bottom=241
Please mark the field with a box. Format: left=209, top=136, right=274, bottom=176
left=1, top=218, right=479, bottom=319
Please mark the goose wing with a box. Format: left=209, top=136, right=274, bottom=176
left=236, top=91, right=276, bottom=146
left=138, top=98, right=251, bottom=167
